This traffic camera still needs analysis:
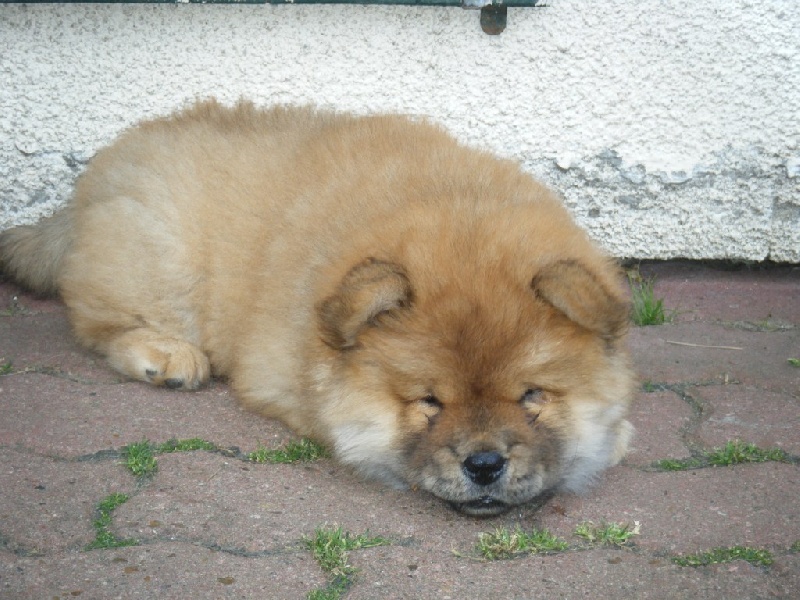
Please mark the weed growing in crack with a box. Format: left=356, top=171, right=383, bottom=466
left=628, top=275, right=672, bottom=326
left=308, top=583, right=348, bottom=600
left=249, top=438, right=329, bottom=464
left=121, top=440, right=159, bottom=477
left=85, top=493, right=137, bottom=550
left=651, top=457, right=704, bottom=471
left=641, top=380, right=662, bottom=393
left=0, top=359, right=12, bottom=375
left=706, top=440, right=787, bottom=466
left=304, top=525, right=391, bottom=600
left=672, top=545, right=773, bottom=567
left=121, top=437, right=218, bottom=477
left=791, top=540, right=800, bottom=552
left=157, top=438, right=217, bottom=453
left=0, top=295, right=27, bottom=317
left=574, top=521, right=640, bottom=547
left=788, top=358, right=800, bottom=368
left=651, top=440, right=788, bottom=472
left=475, top=526, right=568, bottom=560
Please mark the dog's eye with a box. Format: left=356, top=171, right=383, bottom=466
left=520, top=388, right=544, bottom=406
left=420, top=395, right=442, bottom=409
left=418, top=395, right=442, bottom=421
left=520, top=388, right=546, bottom=425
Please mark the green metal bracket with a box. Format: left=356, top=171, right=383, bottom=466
left=17, top=1, right=544, bottom=35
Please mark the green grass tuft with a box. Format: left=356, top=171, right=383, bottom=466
left=476, top=526, right=569, bottom=560
left=629, top=275, right=672, bottom=326
left=574, top=521, right=639, bottom=547
left=791, top=540, right=800, bottom=552
left=0, top=360, right=12, bottom=376
left=706, top=440, right=787, bottom=466
left=85, top=493, right=137, bottom=551
left=788, top=358, right=800, bottom=368
left=307, top=582, right=348, bottom=600
left=249, top=438, right=329, bottom=464
left=121, top=440, right=159, bottom=477
left=672, top=546, right=773, bottom=567
left=304, top=525, right=391, bottom=600
left=305, top=526, right=390, bottom=577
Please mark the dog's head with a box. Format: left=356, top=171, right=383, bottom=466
left=316, top=242, right=633, bottom=516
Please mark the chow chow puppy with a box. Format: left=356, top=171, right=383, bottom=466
left=0, top=100, right=633, bottom=516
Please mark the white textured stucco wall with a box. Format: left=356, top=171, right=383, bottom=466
left=1, top=1, right=798, bottom=261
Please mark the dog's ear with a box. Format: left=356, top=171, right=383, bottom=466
left=318, top=258, right=413, bottom=349
left=532, top=260, right=629, bottom=340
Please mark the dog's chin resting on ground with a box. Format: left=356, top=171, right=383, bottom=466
left=0, top=100, right=634, bottom=516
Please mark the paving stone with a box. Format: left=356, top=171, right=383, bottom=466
left=0, top=281, right=65, bottom=316
left=639, top=262, right=800, bottom=324
left=0, top=543, right=324, bottom=599
left=624, top=390, right=694, bottom=465
left=534, top=463, right=800, bottom=554
left=348, top=545, right=794, bottom=600
left=628, top=323, right=800, bottom=394
left=693, top=385, right=800, bottom=454
left=114, top=452, right=493, bottom=556
left=771, top=553, right=800, bottom=596
left=0, top=311, right=123, bottom=385
left=0, top=373, right=294, bottom=459
left=0, top=449, right=132, bottom=554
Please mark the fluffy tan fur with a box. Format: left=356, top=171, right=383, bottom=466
left=0, top=100, right=634, bottom=515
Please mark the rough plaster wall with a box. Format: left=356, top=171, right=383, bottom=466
left=1, top=1, right=798, bottom=261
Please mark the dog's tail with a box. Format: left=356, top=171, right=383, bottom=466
left=0, top=207, right=74, bottom=296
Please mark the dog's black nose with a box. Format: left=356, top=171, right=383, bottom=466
left=463, top=451, right=506, bottom=486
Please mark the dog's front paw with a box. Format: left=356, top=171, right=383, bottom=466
left=105, top=329, right=210, bottom=389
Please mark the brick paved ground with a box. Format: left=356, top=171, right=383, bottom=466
left=0, top=261, right=798, bottom=599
